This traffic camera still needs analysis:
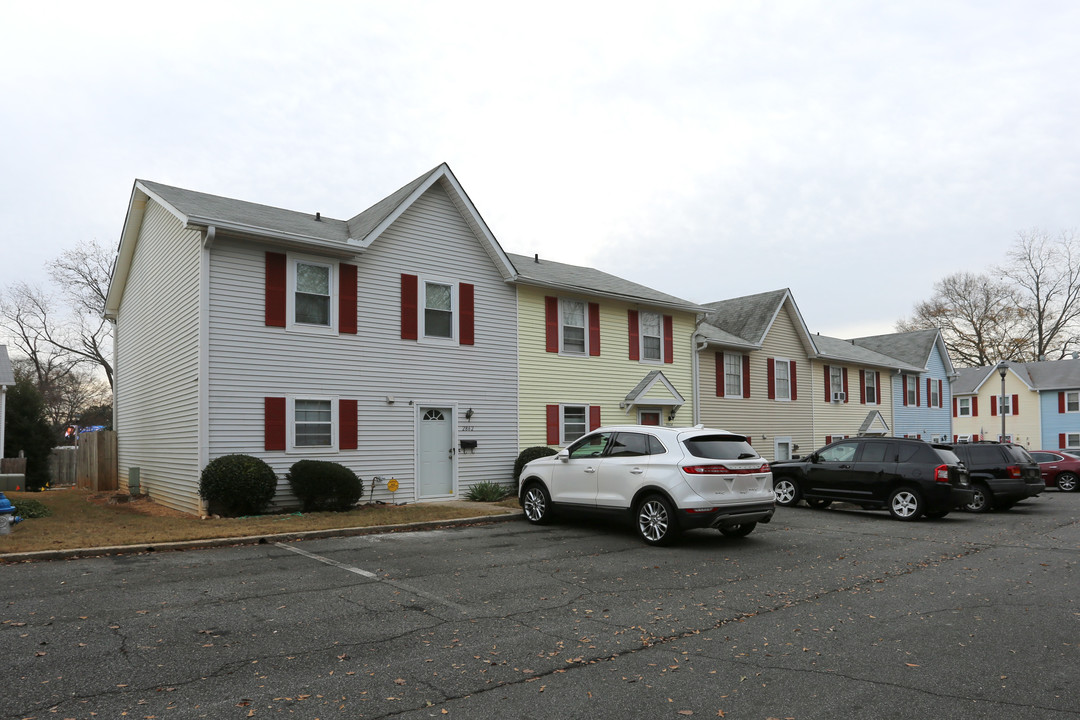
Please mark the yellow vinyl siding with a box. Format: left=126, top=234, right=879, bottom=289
left=812, top=362, right=893, bottom=441
left=517, top=284, right=696, bottom=449
left=954, top=374, right=1039, bottom=446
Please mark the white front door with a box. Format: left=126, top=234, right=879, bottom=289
left=418, top=407, right=454, bottom=498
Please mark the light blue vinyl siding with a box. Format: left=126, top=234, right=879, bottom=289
left=1040, top=390, right=1080, bottom=449
left=891, top=345, right=952, bottom=440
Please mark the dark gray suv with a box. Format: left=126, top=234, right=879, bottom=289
left=945, top=442, right=1042, bottom=512
left=770, top=437, right=973, bottom=520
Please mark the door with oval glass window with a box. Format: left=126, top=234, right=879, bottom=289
left=418, top=407, right=454, bottom=498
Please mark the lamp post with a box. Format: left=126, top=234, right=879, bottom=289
left=997, top=361, right=1009, bottom=442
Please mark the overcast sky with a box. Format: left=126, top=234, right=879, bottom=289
left=2, top=0, right=1078, bottom=343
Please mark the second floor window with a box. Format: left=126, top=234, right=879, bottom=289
left=999, top=395, right=1012, bottom=415
left=1067, top=391, right=1080, bottom=412
left=295, top=262, right=331, bottom=326
left=830, top=366, right=843, bottom=401
left=424, top=282, right=453, bottom=338
left=725, top=353, right=743, bottom=396
left=930, top=379, right=940, bottom=408
left=906, top=376, right=918, bottom=406
left=561, top=300, right=586, bottom=353
left=864, top=370, right=876, bottom=404
left=775, top=360, right=791, bottom=400
left=640, top=311, right=662, bottom=361
left=958, top=397, right=971, bottom=416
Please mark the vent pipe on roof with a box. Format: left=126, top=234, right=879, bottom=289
left=534, top=253, right=539, bottom=263
left=315, top=212, right=321, bottom=221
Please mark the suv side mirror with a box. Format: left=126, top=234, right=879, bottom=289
left=557, top=448, right=570, bottom=463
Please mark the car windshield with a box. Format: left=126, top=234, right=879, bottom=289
left=682, top=434, right=758, bottom=460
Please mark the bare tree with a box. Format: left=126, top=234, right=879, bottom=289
left=897, top=272, right=1030, bottom=367
left=999, top=228, right=1080, bottom=360
left=0, top=283, right=80, bottom=389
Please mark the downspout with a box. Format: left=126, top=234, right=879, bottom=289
left=808, top=358, right=816, bottom=449
left=691, top=333, right=708, bottom=425
left=0, top=384, right=6, bottom=459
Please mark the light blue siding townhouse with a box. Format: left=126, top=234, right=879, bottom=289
left=1030, top=357, right=1080, bottom=451
left=850, top=329, right=956, bottom=442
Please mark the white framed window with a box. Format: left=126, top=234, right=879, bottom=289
left=288, top=396, right=337, bottom=452
left=561, top=405, right=588, bottom=443
left=423, top=281, right=455, bottom=339
left=640, top=311, right=663, bottom=362
left=999, top=395, right=1013, bottom=415
left=774, top=436, right=793, bottom=462
left=775, top=359, right=791, bottom=401
left=958, top=397, right=971, bottom=417
left=830, top=366, right=843, bottom=402
left=724, top=353, right=743, bottom=397
left=864, top=370, right=876, bottom=404
left=1066, top=392, right=1080, bottom=413
left=287, top=257, right=337, bottom=333
left=638, top=408, right=662, bottom=426
left=1066, top=432, right=1080, bottom=449
left=930, top=380, right=940, bottom=408
left=560, top=299, right=587, bottom=354
left=906, top=376, right=918, bottom=406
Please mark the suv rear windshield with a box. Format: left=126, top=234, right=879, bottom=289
left=682, top=435, right=758, bottom=460
left=933, top=448, right=962, bottom=465
left=1002, top=445, right=1036, bottom=463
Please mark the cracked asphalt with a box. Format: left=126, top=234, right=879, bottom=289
left=2, top=493, right=1078, bottom=719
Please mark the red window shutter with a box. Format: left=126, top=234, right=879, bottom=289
left=926, top=378, right=931, bottom=407
left=824, top=365, right=831, bottom=401
left=1060, top=392, right=1066, bottom=413
left=973, top=434, right=980, bottom=442
left=742, top=355, right=751, bottom=398
left=953, top=398, right=958, bottom=417
left=972, top=397, right=979, bottom=416
left=400, top=274, right=418, bottom=340
left=767, top=358, right=776, bottom=399
left=875, top=373, right=881, bottom=404
left=916, top=377, right=921, bottom=406
left=339, top=263, right=357, bottom=334
left=841, top=368, right=848, bottom=403
left=459, top=283, right=475, bottom=345
left=790, top=361, right=798, bottom=401
left=902, top=375, right=908, bottom=406
left=627, top=310, right=640, bottom=360
left=589, top=406, right=601, bottom=431
left=859, top=370, right=866, bottom=404
left=937, top=380, right=943, bottom=408
left=265, top=252, right=287, bottom=327
left=991, top=395, right=997, bottom=416
left=825, top=435, right=833, bottom=444
left=544, top=296, right=559, bottom=352
left=1060, top=433, right=1067, bottom=448
left=1012, top=394, right=1019, bottom=414
left=663, top=315, right=674, bottom=364
left=264, top=397, right=286, bottom=451
left=953, top=435, right=958, bottom=442
left=715, top=352, right=725, bottom=397
left=339, top=399, right=358, bottom=450
left=546, top=405, right=560, bottom=445
left=588, top=302, right=600, bottom=356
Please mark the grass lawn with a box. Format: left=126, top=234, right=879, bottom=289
left=0, top=487, right=521, bottom=556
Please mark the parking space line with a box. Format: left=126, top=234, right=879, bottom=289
left=274, top=542, right=471, bottom=615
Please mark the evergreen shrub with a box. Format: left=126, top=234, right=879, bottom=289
left=286, top=460, right=363, bottom=512
left=199, top=454, right=278, bottom=516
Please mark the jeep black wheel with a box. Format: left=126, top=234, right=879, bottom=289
left=773, top=478, right=801, bottom=507
left=636, top=495, right=681, bottom=546
left=521, top=483, right=552, bottom=524
left=963, top=484, right=992, bottom=513
left=889, top=488, right=923, bottom=520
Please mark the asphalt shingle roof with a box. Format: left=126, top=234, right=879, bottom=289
left=851, top=329, right=940, bottom=368
left=812, top=334, right=923, bottom=372
left=700, top=289, right=790, bottom=346
left=507, top=253, right=703, bottom=312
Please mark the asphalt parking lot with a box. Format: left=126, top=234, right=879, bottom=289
left=2, top=493, right=1078, bottom=719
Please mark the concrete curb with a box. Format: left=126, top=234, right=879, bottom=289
left=0, top=509, right=524, bottom=563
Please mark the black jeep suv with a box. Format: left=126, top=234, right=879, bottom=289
left=770, top=437, right=973, bottom=520
left=945, top=442, right=1042, bottom=512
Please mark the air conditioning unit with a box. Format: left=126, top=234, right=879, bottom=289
left=832, top=391, right=846, bottom=402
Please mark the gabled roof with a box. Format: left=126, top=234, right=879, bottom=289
left=812, top=333, right=923, bottom=372
left=852, top=329, right=955, bottom=377
left=106, top=164, right=516, bottom=319
left=955, top=358, right=1080, bottom=395
left=697, top=289, right=817, bottom=354
left=953, top=361, right=1035, bottom=394
left=0, top=345, right=14, bottom=387
left=507, top=253, right=703, bottom=313
left=858, top=410, right=890, bottom=435
left=621, top=370, right=686, bottom=410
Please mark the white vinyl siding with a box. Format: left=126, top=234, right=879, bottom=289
left=113, top=201, right=202, bottom=513
left=206, top=180, right=518, bottom=505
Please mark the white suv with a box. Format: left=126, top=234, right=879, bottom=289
left=518, top=425, right=775, bottom=545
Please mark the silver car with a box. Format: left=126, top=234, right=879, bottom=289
left=518, top=425, right=775, bottom=545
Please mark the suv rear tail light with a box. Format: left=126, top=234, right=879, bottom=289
left=934, top=464, right=951, bottom=482
left=682, top=463, right=769, bottom=475
left=1007, top=465, right=1021, bottom=479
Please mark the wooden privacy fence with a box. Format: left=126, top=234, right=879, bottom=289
left=50, top=447, right=77, bottom=487
left=76, top=431, right=117, bottom=492
left=1, top=457, right=26, bottom=474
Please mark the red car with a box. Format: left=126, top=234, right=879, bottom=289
left=1029, top=450, right=1080, bottom=492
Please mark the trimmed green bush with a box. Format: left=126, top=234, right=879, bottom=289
left=199, top=454, right=278, bottom=517
left=286, top=460, right=363, bottom=512
left=514, top=446, right=558, bottom=481
left=11, top=498, right=51, bottom=518
left=465, top=480, right=510, bottom=502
